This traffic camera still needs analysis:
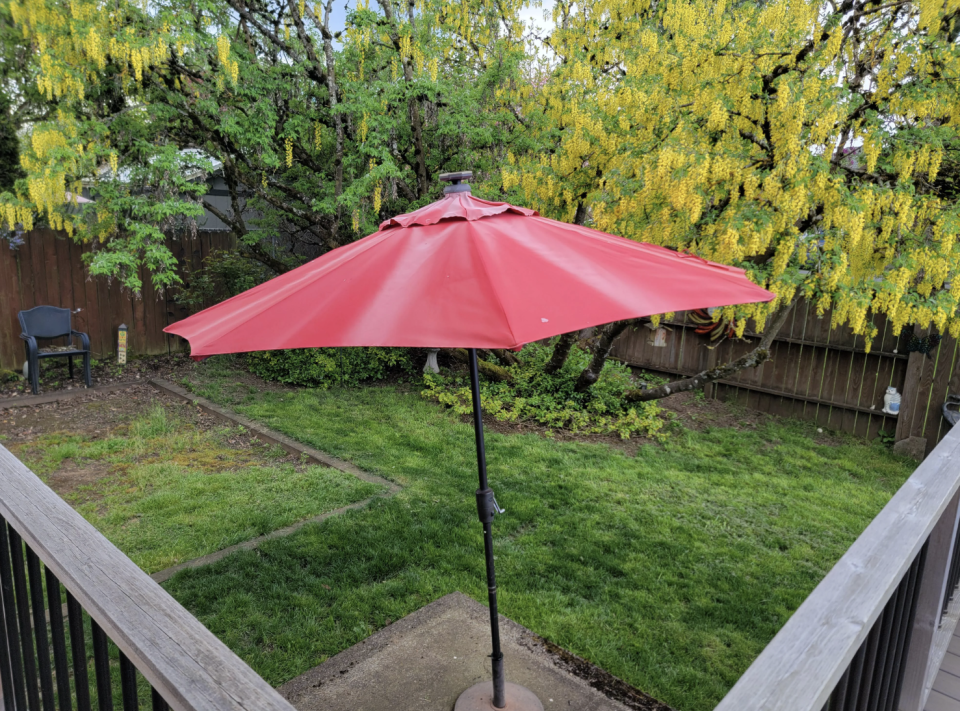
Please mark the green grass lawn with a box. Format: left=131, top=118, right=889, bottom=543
left=158, top=359, right=918, bottom=711
left=5, top=402, right=383, bottom=573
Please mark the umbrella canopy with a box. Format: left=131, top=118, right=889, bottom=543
left=164, top=191, right=773, bottom=356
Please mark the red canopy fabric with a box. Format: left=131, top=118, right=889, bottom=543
left=164, top=192, right=774, bottom=356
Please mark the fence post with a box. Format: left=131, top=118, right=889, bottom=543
left=898, top=489, right=960, bottom=711
left=896, top=327, right=926, bottom=445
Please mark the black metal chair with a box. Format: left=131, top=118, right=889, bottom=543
left=18, top=306, right=92, bottom=395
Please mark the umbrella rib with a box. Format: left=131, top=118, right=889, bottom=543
left=469, top=228, right=519, bottom=348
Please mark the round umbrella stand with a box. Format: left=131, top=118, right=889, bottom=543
left=455, top=682, right=544, bottom=711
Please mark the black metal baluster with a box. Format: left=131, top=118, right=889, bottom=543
left=843, top=644, right=868, bottom=711
left=26, top=549, right=56, bottom=711
left=890, top=544, right=928, bottom=711
left=8, top=528, right=41, bottom=711
left=875, top=549, right=919, bottom=711
left=66, top=593, right=91, bottom=711
left=90, top=621, right=112, bottom=711
left=876, top=576, right=909, bottom=711
left=853, top=618, right=883, bottom=711
left=827, top=666, right=851, bottom=711
left=866, top=587, right=900, bottom=711
left=44, top=569, right=71, bottom=711
left=149, top=688, right=168, bottom=711
left=0, top=519, right=28, bottom=711
left=118, top=653, right=137, bottom=711
left=0, top=558, right=16, bottom=711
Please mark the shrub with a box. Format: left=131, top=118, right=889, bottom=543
left=247, top=347, right=416, bottom=388
left=422, top=341, right=665, bottom=440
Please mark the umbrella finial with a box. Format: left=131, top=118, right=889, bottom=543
left=439, top=171, right=473, bottom=194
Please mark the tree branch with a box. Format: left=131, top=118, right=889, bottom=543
left=625, top=298, right=797, bottom=402
left=445, top=348, right=514, bottom=382
left=575, top=320, right=633, bottom=392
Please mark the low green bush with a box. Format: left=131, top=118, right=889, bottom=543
left=247, top=347, right=416, bottom=388
left=422, top=341, right=665, bottom=439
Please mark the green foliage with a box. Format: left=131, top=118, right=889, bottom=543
left=877, top=429, right=897, bottom=448
left=422, top=341, right=665, bottom=439
left=175, top=250, right=277, bottom=311
left=246, top=347, right=416, bottom=388
left=4, top=0, right=528, bottom=288
left=0, top=92, right=22, bottom=192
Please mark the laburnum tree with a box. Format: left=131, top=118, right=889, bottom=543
left=0, top=0, right=527, bottom=291
left=501, top=0, right=960, bottom=398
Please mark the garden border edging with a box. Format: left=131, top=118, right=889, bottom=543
left=147, top=377, right=401, bottom=583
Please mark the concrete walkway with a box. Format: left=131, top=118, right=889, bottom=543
left=279, top=592, right=670, bottom=711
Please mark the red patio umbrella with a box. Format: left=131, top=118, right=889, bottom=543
left=165, top=172, right=774, bottom=710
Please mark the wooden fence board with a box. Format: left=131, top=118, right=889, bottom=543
left=613, top=299, right=960, bottom=447
left=0, top=242, right=23, bottom=370
left=0, top=229, right=234, bottom=370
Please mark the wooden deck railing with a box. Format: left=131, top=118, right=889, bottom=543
left=0, top=443, right=297, bottom=711
left=716, top=421, right=960, bottom=711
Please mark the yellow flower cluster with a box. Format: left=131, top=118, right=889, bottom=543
left=501, top=0, right=960, bottom=344
left=217, top=35, right=239, bottom=85
left=359, top=113, right=369, bottom=143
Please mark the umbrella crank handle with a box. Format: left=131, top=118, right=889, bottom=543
left=476, top=488, right=505, bottom=523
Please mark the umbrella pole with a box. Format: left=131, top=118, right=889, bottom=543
left=468, top=348, right=506, bottom=709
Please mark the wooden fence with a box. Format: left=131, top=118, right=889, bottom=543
left=611, top=301, right=960, bottom=452
left=0, top=229, right=235, bottom=372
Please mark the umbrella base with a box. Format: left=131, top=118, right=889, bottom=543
left=454, top=681, right=544, bottom=711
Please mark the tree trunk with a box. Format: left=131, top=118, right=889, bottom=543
left=544, top=332, right=578, bottom=374
left=491, top=349, right=520, bottom=366
left=624, top=298, right=798, bottom=402
left=445, top=349, right=514, bottom=382
left=574, top=320, right=632, bottom=392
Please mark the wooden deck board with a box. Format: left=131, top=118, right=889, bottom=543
left=932, top=670, right=960, bottom=702
left=940, top=652, right=960, bottom=679
left=925, top=639, right=960, bottom=710
left=927, top=690, right=960, bottom=711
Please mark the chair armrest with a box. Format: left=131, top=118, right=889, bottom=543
left=71, top=330, right=91, bottom=351
left=20, top=334, right=38, bottom=357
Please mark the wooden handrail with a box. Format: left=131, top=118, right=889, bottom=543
left=714, top=423, right=960, bottom=711
left=0, top=443, right=297, bottom=711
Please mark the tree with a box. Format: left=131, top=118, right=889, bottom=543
left=0, top=2, right=39, bottom=193
left=1, top=0, right=528, bottom=290
left=0, top=93, right=22, bottom=191
left=501, top=0, right=960, bottom=398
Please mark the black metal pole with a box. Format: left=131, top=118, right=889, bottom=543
left=468, top=348, right=506, bottom=709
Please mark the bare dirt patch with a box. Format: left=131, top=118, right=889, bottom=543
left=46, top=459, right=115, bottom=500
left=0, top=382, right=310, bottom=499
left=0, top=352, right=197, bottom=399
left=657, top=390, right=774, bottom=432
